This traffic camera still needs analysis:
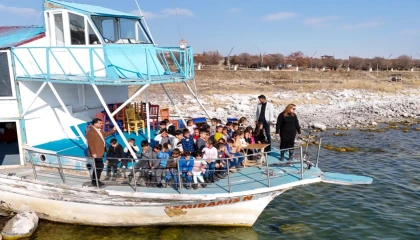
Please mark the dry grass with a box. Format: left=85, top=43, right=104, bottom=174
left=130, top=70, right=420, bottom=102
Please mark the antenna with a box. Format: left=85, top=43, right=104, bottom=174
left=134, top=0, right=155, bottom=45
left=174, top=0, right=183, bottom=40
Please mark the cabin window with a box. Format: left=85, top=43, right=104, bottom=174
left=101, top=19, right=116, bottom=43
left=69, top=13, right=86, bottom=45
left=88, top=23, right=100, bottom=44
left=0, top=52, right=13, bottom=97
left=120, top=19, right=136, bottom=39
left=92, top=16, right=151, bottom=44
left=54, top=14, right=65, bottom=46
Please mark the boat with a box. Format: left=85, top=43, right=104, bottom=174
left=0, top=0, right=373, bottom=227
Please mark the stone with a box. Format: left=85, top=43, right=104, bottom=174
left=311, top=122, right=327, bottom=131
left=1, top=210, right=39, bottom=240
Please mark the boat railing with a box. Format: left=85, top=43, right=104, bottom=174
left=23, top=144, right=319, bottom=193
left=11, top=45, right=194, bottom=85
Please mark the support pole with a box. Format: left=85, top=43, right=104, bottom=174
left=184, top=81, right=211, bottom=119
left=161, top=84, right=187, bottom=127
left=146, top=88, right=151, bottom=142
left=48, top=82, right=87, bottom=145
left=111, top=84, right=150, bottom=117
left=21, top=82, right=47, bottom=117
left=91, top=84, right=138, bottom=159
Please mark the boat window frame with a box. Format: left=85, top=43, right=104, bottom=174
left=91, top=15, right=152, bottom=44
left=46, top=10, right=104, bottom=46
left=0, top=50, right=17, bottom=100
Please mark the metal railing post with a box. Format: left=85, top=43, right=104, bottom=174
left=176, top=158, right=182, bottom=193
left=56, top=155, right=66, bottom=184
left=316, top=138, right=322, bottom=168
left=226, top=158, right=231, bottom=193
left=92, top=157, right=99, bottom=188
left=300, top=147, right=304, bottom=180
left=132, top=159, right=137, bottom=192
left=266, top=151, right=271, bottom=187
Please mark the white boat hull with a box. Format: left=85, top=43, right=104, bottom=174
left=0, top=174, right=320, bottom=227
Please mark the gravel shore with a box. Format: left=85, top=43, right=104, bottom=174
left=148, top=88, right=420, bottom=130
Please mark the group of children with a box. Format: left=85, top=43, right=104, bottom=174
left=104, top=117, right=268, bottom=190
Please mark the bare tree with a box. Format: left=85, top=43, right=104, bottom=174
left=237, top=53, right=252, bottom=67
left=201, top=51, right=223, bottom=65
left=322, top=58, right=342, bottom=70
left=349, top=57, right=364, bottom=70
left=287, top=51, right=309, bottom=67
left=369, top=57, right=386, bottom=70
left=266, top=53, right=285, bottom=69
left=393, top=55, right=413, bottom=70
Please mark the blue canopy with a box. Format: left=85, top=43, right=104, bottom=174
left=45, top=0, right=141, bottom=19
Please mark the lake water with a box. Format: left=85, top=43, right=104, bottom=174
left=2, top=124, right=419, bottom=239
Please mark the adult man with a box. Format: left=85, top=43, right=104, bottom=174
left=256, top=95, right=275, bottom=152
left=87, top=118, right=116, bottom=186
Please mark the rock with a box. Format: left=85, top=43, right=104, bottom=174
left=0, top=209, right=10, bottom=217
left=311, top=122, right=327, bottom=131
left=1, top=210, right=39, bottom=240
left=371, top=121, right=378, bottom=126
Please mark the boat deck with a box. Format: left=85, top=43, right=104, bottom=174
left=0, top=149, right=322, bottom=195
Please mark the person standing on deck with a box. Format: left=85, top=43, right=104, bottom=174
left=275, top=104, right=301, bottom=161
left=87, top=118, right=116, bottom=186
left=256, top=95, right=275, bottom=152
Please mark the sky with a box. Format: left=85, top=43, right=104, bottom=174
left=0, top=0, right=419, bottom=59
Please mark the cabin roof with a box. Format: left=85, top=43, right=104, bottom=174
left=0, top=26, right=45, bottom=49
left=46, top=0, right=140, bottom=19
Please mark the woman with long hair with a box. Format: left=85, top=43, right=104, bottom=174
left=253, top=122, right=267, bottom=144
left=275, top=104, right=301, bottom=161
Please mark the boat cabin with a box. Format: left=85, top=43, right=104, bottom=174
left=0, top=0, right=195, bottom=168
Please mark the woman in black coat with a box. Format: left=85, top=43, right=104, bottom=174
left=275, top=104, right=301, bottom=161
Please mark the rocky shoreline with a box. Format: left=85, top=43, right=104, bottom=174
left=148, top=88, right=420, bottom=130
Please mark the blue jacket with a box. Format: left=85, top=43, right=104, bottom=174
left=181, top=135, right=195, bottom=152
left=179, top=156, right=194, bottom=172
left=157, top=151, right=170, bottom=168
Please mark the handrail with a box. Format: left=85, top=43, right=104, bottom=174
left=11, top=45, right=194, bottom=85
left=24, top=145, right=316, bottom=193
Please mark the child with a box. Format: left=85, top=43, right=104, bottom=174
left=179, top=151, right=194, bottom=189
left=154, top=128, right=175, bottom=147
left=213, top=125, right=224, bottom=142
left=173, top=130, right=184, bottom=151
left=232, top=123, right=239, bottom=132
left=202, top=139, right=218, bottom=183
left=238, top=117, right=248, bottom=128
left=226, top=139, right=238, bottom=172
left=186, top=120, right=197, bottom=135
left=105, top=138, right=124, bottom=181
left=164, top=148, right=182, bottom=188
left=193, top=128, right=200, bottom=142
left=129, top=140, right=152, bottom=186
left=231, top=131, right=245, bottom=168
left=226, top=122, right=233, bottom=138
left=181, top=128, right=195, bottom=153
left=209, top=118, right=218, bottom=136
left=156, top=143, right=170, bottom=188
left=195, top=130, right=208, bottom=153
left=215, top=143, right=228, bottom=179
left=222, top=126, right=229, bottom=141
left=122, top=138, right=139, bottom=178
left=239, top=131, right=249, bottom=148
left=191, top=152, right=207, bottom=189
left=254, top=122, right=267, bottom=144
left=157, top=121, right=167, bottom=134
